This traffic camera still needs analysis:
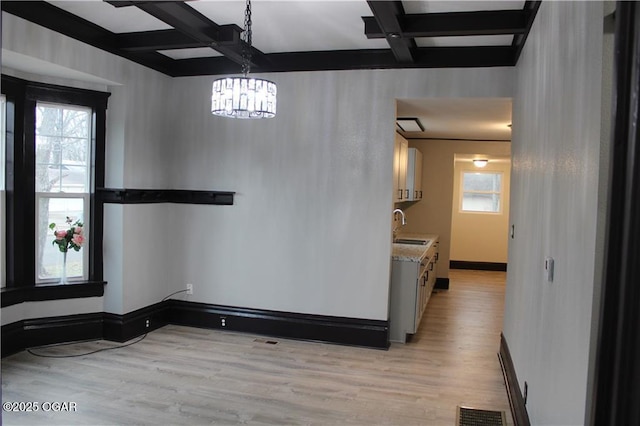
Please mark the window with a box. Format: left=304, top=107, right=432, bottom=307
left=35, top=103, right=92, bottom=282
left=1, top=75, right=109, bottom=304
left=461, top=171, right=503, bottom=213
left=1, top=95, right=6, bottom=288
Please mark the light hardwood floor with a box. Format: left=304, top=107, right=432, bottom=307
left=1, top=270, right=512, bottom=425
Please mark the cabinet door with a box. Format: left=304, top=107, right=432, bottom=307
left=406, top=148, right=423, bottom=201
left=399, top=137, right=408, bottom=200
left=414, top=149, right=423, bottom=199
left=414, top=273, right=426, bottom=331
left=393, top=134, right=400, bottom=202
left=393, top=134, right=408, bottom=202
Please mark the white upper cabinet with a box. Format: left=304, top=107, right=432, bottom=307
left=393, top=133, right=409, bottom=202
left=406, top=148, right=423, bottom=201
left=394, top=133, right=423, bottom=203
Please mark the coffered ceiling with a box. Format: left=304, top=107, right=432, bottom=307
left=1, top=1, right=528, bottom=141
left=1, top=0, right=540, bottom=77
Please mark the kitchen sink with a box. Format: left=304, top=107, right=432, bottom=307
left=394, top=238, right=431, bottom=245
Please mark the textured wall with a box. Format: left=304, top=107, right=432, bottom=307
left=2, top=12, right=513, bottom=320
left=503, top=2, right=605, bottom=424
left=2, top=13, right=175, bottom=315
left=164, top=70, right=513, bottom=320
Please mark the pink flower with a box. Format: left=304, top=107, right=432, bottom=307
left=74, top=226, right=83, bottom=234
left=55, top=230, right=67, bottom=239
left=72, top=234, right=85, bottom=246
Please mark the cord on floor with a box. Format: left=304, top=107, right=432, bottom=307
left=27, top=288, right=190, bottom=358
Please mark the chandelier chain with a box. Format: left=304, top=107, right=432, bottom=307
left=241, top=0, right=252, bottom=76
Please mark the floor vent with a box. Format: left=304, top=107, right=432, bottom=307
left=253, top=338, right=278, bottom=345
left=456, top=406, right=506, bottom=426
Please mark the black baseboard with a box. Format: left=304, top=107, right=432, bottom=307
left=103, top=301, right=169, bottom=342
left=435, top=278, right=449, bottom=290
left=498, top=333, right=530, bottom=426
left=2, top=321, right=26, bottom=358
left=166, top=300, right=390, bottom=349
left=450, top=260, right=508, bottom=271
left=2, top=301, right=390, bottom=357
left=2, top=313, right=104, bottom=358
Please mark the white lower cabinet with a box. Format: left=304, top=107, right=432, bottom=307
left=389, top=240, right=438, bottom=343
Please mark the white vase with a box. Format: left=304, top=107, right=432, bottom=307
left=60, top=251, right=68, bottom=284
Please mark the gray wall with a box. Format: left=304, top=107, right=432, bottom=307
left=2, top=11, right=513, bottom=321
left=164, top=70, right=513, bottom=320
left=503, top=2, right=605, bottom=424
left=2, top=13, right=176, bottom=316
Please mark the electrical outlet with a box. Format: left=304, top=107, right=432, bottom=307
left=221, top=317, right=226, bottom=327
left=145, top=319, right=150, bottom=328
left=545, top=257, right=554, bottom=282
left=186, top=283, right=193, bottom=295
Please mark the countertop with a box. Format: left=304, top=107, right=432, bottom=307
left=391, top=233, right=439, bottom=262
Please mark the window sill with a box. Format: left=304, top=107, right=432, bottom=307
left=1, top=281, right=106, bottom=307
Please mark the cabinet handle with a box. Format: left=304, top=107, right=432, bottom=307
left=414, top=190, right=418, bottom=199
left=405, top=189, right=410, bottom=199
left=398, top=189, right=403, bottom=199
left=419, top=190, right=423, bottom=198
left=426, top=271, right=429, bottom=281
left=435, top=253, right=439, bottom=261
left=429, top=262, right=434, bottom=271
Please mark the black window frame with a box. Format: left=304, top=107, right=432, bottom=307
left=1, top=75, right=109, bottom=307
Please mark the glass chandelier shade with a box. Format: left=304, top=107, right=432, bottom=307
left=211, top=0, right=277, bottom=119
left=211, top=76, right=277, bottom=119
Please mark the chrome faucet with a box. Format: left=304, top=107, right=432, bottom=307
left=392, top=208, right=406, bottom=225
left=392, top=208, right=406, bottom=241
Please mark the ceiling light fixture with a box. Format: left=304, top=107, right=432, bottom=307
left=473, top=159, right=489, bottom=168
left=211, top=0, right=276, bottom=119
left=396, top=117, right=425, bottom=132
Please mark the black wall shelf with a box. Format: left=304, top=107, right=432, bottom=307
left=98, top=188, right=235, bottom=205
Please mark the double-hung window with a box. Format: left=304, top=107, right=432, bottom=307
left=1, top=75, right=109, bottom=304
left=1, top=95, right=6, bottom=289
left=35, top=103, right=92, bottom=282
left=460, top=171, right=503, bottom=213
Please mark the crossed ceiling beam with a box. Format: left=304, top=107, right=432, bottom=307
left=106, top=0, right=268, bottom=68
left=0, top=0, right=541, bottom=76
left=366, top=1, right=417, bottom=63
left=363, top=9, right=527, bottom=39
left=364, top=0, right=540, bottom=65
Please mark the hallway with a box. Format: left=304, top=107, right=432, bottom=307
left=1, top=270, right=511, bottom=425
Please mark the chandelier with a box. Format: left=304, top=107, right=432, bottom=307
left=211, top=0, right=277, bottom=119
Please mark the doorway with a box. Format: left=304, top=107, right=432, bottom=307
left=449, top=154, right=511, bottom=270
left=395, top=97, right=512, bottom=282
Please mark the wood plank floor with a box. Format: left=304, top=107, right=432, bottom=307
left=1, top=270, right=512, bottom=425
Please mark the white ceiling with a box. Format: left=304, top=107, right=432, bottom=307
left=34, top=2, right=517, bottom=142
left=396, top=97, right=512, bottom=141
left=50, top=0, right=525, bottom=60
